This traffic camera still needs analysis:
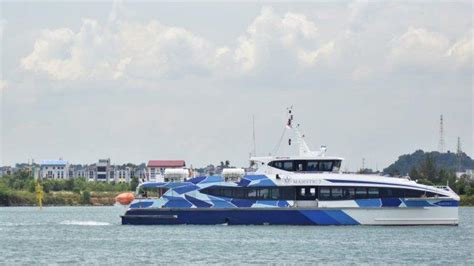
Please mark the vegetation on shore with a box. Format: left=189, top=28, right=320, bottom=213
left=460, top=195, right=474, bottom=206
left=383, top=150, right=473, bottom=198
left=0, top=170, right=139, bottom=206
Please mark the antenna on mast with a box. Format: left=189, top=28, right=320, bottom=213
left=286, top=106, right=318, bottom=157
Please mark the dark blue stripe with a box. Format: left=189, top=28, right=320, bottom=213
left=326, top=179, right=436, bottom=191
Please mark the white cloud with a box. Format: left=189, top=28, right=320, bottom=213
left=21, top=6, right=337, bottom=82
left=447, top=29, right=473, bottom=66
left=233, top=7, right=331, bottom=73
left=386, top=27, right=474, bottom=73
left=21, top=18, right=226, bottom=81
left=19, top=6, right=473, bottom=84
left=387, top=27, right=450, bottom=68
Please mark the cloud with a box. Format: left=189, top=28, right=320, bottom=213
left=21, top=18, right=226, bottom=81
left=19, top=5, right=473, bottom=84
left=447, top=29, right=473, bottom=66
left=20, top=6, right=337, bottom=82
left=388, top=27, right=450, bottom=68
left=233, top=7, right=333, bottom=73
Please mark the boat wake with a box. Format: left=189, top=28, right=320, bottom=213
left=59, top=220, right=111, bottom=226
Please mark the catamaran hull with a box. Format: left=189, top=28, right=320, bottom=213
left=121, top=207, right=458, bottom=226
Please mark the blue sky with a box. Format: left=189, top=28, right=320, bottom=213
left=1, top=1, right=472, bottom=170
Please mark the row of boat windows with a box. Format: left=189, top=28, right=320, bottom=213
left=268, top=160, right=342, bottom=172
left=200, top=186, right=444, bottom=201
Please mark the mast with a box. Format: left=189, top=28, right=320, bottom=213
left=286, top=107, right=320, bottom=157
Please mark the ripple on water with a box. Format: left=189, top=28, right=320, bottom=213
left=0, top=206, right=473, bottom=264
left=59, top=220, right=111, bottom=226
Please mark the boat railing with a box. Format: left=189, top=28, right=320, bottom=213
left=434, top=185, right=452, bottom=192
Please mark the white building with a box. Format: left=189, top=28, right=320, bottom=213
left=40, top=160, right=70, bottom=179
left=112, top=166, right=132, bottom=183
left=96, top=159, right=110, bottom=182
left=456, top=169, right=474, bottom=180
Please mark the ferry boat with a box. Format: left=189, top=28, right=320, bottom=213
left=120, top=108, right=459, bottom=225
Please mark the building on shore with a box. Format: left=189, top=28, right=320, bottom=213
left=0, top=166, right=14, bottom=177
left=146, top=160, right=186, bottom=181
left=133, top=164, right=147, bottom=182
left=456, top=169, right=474, bottom=180
left=40, top=160, right=70, bottom=179
left=96, top=159, right=111, bottom=182
left=111, top=165, right=132, bottom=183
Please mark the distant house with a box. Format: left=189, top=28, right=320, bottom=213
left=40, top=160, right=69, bottom=179
left=456, top=169, right=474, bottom=180
left=146, top=160, right=186, bottom=181
left=0, top=166, right=13, bottom=177
left=112, top=165, right=132, bottom=183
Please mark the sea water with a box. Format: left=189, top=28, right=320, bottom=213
left=0, top=206, right=473, bottom=264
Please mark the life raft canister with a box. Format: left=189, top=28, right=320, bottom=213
left=115, top=192, right=135, bottom=205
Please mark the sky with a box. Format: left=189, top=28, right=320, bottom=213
left=0, top=0, right=473, bottom=171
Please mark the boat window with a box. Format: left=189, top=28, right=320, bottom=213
left=201, top=186, right=296, bottom=200
left=404, top=189, right=425, bottom=198
left=269, top=188, right=280, bottom=200
left=272, top=161, right=283, bottom=169
left=138, top=187, right=169, bottom=198
left=368, top=188, right=379, bottom=197
left=296, top=162, right=304, bottom=172
left=282, top=161, right=294, bottom=171
left=296, top=186, right=318, bottom=200
left=248, top=189, right=257, bottom=198
left=355, top=187, right=368, bottom=199
left=306, top=161, right=318, bottom=171
left=319, top=187, right=331, bottom=200
left=269, top=160, right=342, bottom=172
left=342, top=188, right=355, bottom=200
left=331, top=188, right=343, bottom=200
left=201, top=186, right=445, bottom=201
left=258, top=188, right=270, bottom=198
left=319, top=161, right=333, bottom=171
left=299, top=188, right=306, bottom=196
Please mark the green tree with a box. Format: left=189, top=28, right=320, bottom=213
left=65, top=178, right=75, bottom=191
left=130, top=176, right=139, bottom=191
left=81, top=190, right=91, bottom=204
left=0, top=183, right=11, bottom=206
left=420, top=154, right=437, bottom=181
left=408, top=167, right=420, bottom=179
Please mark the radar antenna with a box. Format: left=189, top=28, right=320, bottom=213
left=286, top=107, right=326, bottom=157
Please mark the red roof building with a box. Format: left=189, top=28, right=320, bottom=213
left=147, top=160, right=186, bottom=168
left=146, top=160, right=186, bottom=181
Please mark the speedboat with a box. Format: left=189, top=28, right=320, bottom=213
left=119, top=108, right=459, bottom=225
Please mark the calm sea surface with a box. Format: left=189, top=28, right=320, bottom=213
left=0, top=206, right=473, bottom=265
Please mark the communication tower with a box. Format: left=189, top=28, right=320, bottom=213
left=438, top=115, right=445, bottom=153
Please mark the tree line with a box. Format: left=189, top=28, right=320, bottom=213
left=385, top=151, right=473, bottom=196
left=0, top=170, right=140, bottom=206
